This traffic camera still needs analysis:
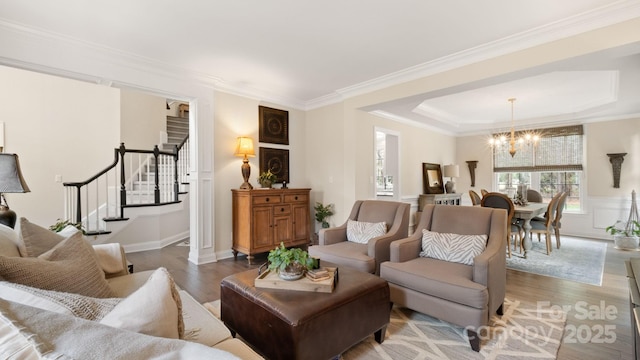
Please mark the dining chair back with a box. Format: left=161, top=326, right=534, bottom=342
left=552, top=191, right=569, bottom=249
left=481, top=192, right=520, bottom=257
left=480, top=189, right=489, bottom=197
left=527, top=189, right=543, bottom=203
left=530, top=193, right=560, bottom=255
left=469, top=190, right=482, bottom=206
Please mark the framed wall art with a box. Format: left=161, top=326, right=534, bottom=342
left=259, top=147, right=289, bottom=183
left=422, top=163, right=444, bottom=194
left=259, top=105, right=289, bottom=145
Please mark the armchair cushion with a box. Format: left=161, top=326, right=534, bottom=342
left=380, top=257, right=488, bottom=309
left=419, top=230, right=487, bottom=266
left=346, top=219, right=386, bottom=244
left=308, top=242, right=375, bottom=273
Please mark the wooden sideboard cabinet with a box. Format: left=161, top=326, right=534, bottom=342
left=231, top=188, right=311, bottom=264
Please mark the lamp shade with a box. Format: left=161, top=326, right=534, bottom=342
left=0, top=154, right=30, bottom=193
left=234, top=136, right=255, bottom=157
left=443, top=164, right=459, bottom=178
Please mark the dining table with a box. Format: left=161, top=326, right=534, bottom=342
left=514, top=202, right=548, bottom=259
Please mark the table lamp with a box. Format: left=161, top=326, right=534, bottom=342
left=443, top=164, right=459, bottom=194
left=0, top=153, right=30, bottom=228
left=234, top=136, right=255, bottom=190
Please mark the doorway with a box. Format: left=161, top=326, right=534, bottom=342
left=374, top=128, right=400, bottom=200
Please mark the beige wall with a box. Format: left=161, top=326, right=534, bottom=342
left=213, top=91, right=308, bottom=254
left=120, top=88, right=166, bottom=149
left=586, top=117, right=640, bottom=196
left=0, top=65, right=119, bottom=227
left=455, top=116, right=640, bottom=239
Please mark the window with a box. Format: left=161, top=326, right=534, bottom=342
left=493, top=125, right=584, bottom=212
left=495, top=171, right=582, bottom=211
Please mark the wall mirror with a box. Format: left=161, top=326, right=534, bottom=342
left=422, top=163, right=444, bottom=194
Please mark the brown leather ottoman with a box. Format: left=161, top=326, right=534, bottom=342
left=220, top=265, right=390, bottom=360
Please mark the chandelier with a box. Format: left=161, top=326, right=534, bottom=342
left=489, top=98, right=540, bottom=157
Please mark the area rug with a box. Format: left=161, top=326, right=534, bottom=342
left=204, top=298, right=566, bottom=360
left=506, top=235, right=606, bottom=286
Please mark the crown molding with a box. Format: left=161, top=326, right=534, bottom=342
left=1, top=0, right=639, bottom=113
left=369, top=110, right=457, bottom=137
left=314, top=0, right=640, bottom=107
left=0, top=18, right=308, bottom=110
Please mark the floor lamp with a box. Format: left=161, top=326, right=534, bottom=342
left=0, top=153, right=30, bottom=228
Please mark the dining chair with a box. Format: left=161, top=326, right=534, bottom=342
left=527, top=189, right=543, bottom=203
left=552, top=191, right=569, bottom=249
left=481, top=192, right=521, bottom=257
left=530, top=194, right=560, bottom=255
left=480, top=189, right=489, bottom=197
left=469, top=190, right=482, bottom=206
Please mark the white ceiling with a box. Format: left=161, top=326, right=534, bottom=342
left=1, top=0, right=640, bottom=135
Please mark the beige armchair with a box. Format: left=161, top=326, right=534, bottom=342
left=308, top=200, right=410, bottom=275
left=379, top=204, right=507, bottom=352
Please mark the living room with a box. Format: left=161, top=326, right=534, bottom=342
left=1, top=2, right=640, bottom=359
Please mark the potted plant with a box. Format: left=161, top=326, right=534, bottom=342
left=49, top=219, right=86, bottom=235
left=267, top=242, right=317, bottom=280
left=257, top=168, right=277, bottom=188
left=607, top=190, right=640, bottom=250
left=314, top=202, right=334, bottom=228
left=606, top=220, right=640, bottom=250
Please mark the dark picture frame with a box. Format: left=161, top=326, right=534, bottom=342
left=422, top=163, right=444, bottom=194
left=259, top=147, right=289, bottom=184
left=259, top=106, right=289, bottom=145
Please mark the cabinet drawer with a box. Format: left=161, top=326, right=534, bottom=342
left=284, top=193, right=308, bottom=203
left=253, top=195, right=282, bottom=205
left=273, top=204, right=291, bottom=215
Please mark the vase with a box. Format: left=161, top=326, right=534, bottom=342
left=260, top=180, right=272, bottom=188
left=278, top=263, right=305, bottom=281
left=614, top=234, right=640, bottom=251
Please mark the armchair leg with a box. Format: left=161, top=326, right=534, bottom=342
left=497, top=303, right=504, bottom=315
left=467, top=329, right=480, bottom=352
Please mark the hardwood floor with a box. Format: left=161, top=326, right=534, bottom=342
left=126, top=239, right=636, bottom=359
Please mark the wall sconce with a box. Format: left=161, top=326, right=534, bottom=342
left=607, top=153, right=626, bottom=188
left=234, top=137, right=255, bottom=190
left=443, top=164, right=459, bottom=194
left=0, top=153, right=31, bottom=228
left=466, top=161, right=478, bottom=187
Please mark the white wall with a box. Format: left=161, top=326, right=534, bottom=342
left=0, top=65, right=120, bottom=227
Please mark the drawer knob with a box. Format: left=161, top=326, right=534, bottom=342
left=280, top=207, right=285, bottom=212
left=266, top=198, right=270, bottom=202
left=295, top=196, right=298, bottom=200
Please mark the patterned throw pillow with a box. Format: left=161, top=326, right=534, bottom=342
left=419, top=229, right=487, bottom=265
left=346, top=219, right=387, bottom=244
left=0, top=232, right=116, bottom=298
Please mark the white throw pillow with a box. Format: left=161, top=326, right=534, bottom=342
left=100, top=267, right=184, bottom=339
left=419, top=229, right=487, bottom=265
left=346, top=219, right=387, bottom=244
